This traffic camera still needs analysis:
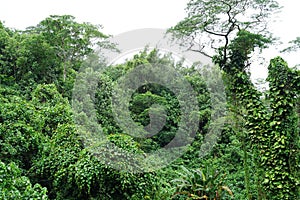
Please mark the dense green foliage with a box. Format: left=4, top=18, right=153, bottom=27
left=0, top=1, right=299, bottom=199
left=0, top=16, right=214, bottom=199
left=214, top=31, right=300, bottom=199
left=170, top=0, right=299, bottom=199
left=94, top=49, right=210, bottom=152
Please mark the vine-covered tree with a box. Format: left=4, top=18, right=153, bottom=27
left=170, top=0, right=299, bottom=199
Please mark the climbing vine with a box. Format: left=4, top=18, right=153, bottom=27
left=214, top=30, right=300, bottom=199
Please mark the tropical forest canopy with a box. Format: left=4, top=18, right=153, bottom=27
left=0, top=1, right=299, bottom=199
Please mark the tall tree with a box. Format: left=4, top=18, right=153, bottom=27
left=25, top=15, right=111, bottom=96
left=169, top=0, right=280, bottom=65
left=27, top=15, right=108, bottom=78
left=170, top=0, right=300, bottom=199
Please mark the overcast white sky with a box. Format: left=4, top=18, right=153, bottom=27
left=0, top=0, right=189, bottom=33
left=0, top=0, right=299, bottom=80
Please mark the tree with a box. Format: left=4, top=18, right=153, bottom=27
left=27, top=15, right=108, bottom=77
left=168, top=0, right=280, bottom=65
left=170, top=0, right=300, bottom=199
left=25, top=15, right=112, bottom=97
